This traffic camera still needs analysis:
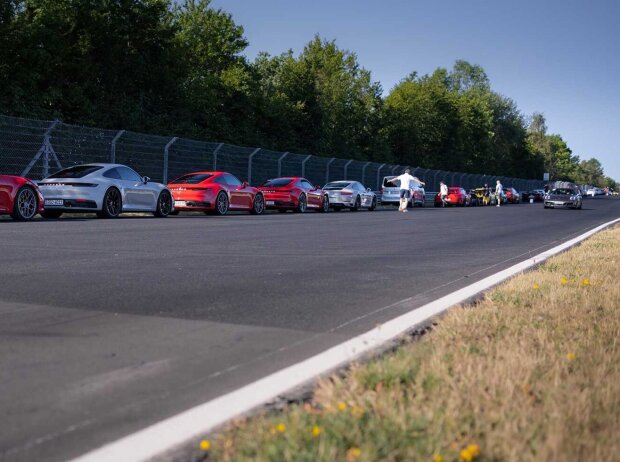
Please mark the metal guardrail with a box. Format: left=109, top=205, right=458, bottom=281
left=0, top=114, right=545, bottom=192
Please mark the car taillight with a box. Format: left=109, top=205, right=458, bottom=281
left=341, top=190, right=353, bottom=195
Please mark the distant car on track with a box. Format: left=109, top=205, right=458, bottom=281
left=503, top=187, right=521, bottom=204
left=0, top=175, right=44, bottom=220
left=37, top=164, right=173, bottom=218
left=544, top=184, right=582, bottom=209
left=381, top=175, right=425, bottom=207
left=522, top=189, right=545, bottom=202
left=258, top=177, right=329, bottom=213
left=167, top=171, right=265, bottom=216
left=323, top=180, right=376, bottom=211
left=434, top=187, right=470, bottom=207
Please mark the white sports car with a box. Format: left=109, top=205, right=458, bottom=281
left=38, top=163, right=173, bottom=218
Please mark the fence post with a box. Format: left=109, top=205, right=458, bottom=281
left=391, top=165, right=401, bottom=175
left=301, top=154, right=312, bottom=179
left=376, top=163, right=386, bottom=190
left=361, top=162, right=371, bottom=185
left=344, top=160, right=353, bottom=180
left=433, top=170, right=441, bottom=188
left=326, top=157, right=335, bottom=184
left=212, top=143, right=224, bottom=170
left=21, top=119, right=61, bottom=178
left=247, top=148, right=261, bottom=184
left=163, top=137, right=178, bottom=184
left=277, top=152, right=289, bottom=177
left=110, top=129, right=125, bottom=163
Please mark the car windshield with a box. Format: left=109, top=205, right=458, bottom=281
left=47, top=165, right=103, bottom=179
left=262, top=178, right=293, bottom=187
left=324, top=182, right=351, bottom=190
left=551, top=188, right=575, bottom=195
left=170, top=173, right=213, bottom=184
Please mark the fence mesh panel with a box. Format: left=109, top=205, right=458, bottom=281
left=0, top=114, right=544, bottom=193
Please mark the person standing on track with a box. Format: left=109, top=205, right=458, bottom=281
left=439, top=181, right=448, bottom=207
left=390, top=168, right=424, bottom=213
left=495, top=179, right=503, bottom=207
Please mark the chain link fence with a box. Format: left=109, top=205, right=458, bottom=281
left=0, top=114, right=544, bottom=193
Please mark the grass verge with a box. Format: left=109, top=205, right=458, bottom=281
left=200, top=225, right=620, bottom=462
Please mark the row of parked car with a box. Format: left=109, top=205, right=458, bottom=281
left=0, top=163, right=591, bottom=221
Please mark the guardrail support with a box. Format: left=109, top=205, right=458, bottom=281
left=212, top=143, right=224, bottom=170
left=247, top=148, right=261, bottom=184
left=361, top=161, right=371, bottom=185
left=344, top=160, right=354, bottom=180
left=21, top=119, right=62, bottom=178
left=301, top=154, right=312, bottom=179
left=277, top=152, right=289, bottom=177
left=376, top=163, right=386, bottom=190
left=325, top=157, right=335, bottom=184
left=163, top=137, right=178, bottom=184
left=110, top=129, right=125, bottom=164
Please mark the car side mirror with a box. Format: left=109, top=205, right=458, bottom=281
left=366, top=187, right=371, bottom=192
left=242, top=181, right=249, bottom=188
left=314, top=185, right=321, bottom=190
left=142, top=176, right=150, bottom=184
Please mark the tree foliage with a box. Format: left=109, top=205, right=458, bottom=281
left=0, top=0, right=613, bottom=183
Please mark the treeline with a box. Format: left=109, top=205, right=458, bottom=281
left=0, top=0, right=615, bottom=186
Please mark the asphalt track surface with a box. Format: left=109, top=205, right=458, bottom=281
left=1, top=197, right=619, bottom=461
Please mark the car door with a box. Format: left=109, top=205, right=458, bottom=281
left=300, top=179, right=320, bottom=207
left=0, top=177, right=13, bottom=213
left=223, top=174, right=251, bottom=209
left=117, top=167, right=155, bottom=210
left=356, top=182, right=371, bottom=207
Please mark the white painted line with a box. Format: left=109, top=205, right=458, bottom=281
left=70, top=217, right=620, bottom=462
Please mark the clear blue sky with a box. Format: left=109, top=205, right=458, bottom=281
left=211, top=0, right=620, bottom=180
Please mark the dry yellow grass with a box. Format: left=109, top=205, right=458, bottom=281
left=203, top=225, right=620, bottom=462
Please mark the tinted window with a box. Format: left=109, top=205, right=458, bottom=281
left=262, top=178, right=293, bottom=187
left=103, top=168, right=121, bottom=180
left=118, top=167, right=142, bottom=182
left=324, top=182, right=350, bottom=190
left=170, top=173, right=213, bottom=184
left=354, top=183, right=365, bottom=192
left=213, top=175, right=227, bottom=185
left=224, top=174, right=242, bottom=186
left=301, top=180, right=314, bottom=190
left=383, top=177, right=398, bottom=187
left=48, top=165, right=103, bottom=179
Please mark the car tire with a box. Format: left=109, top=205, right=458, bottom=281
left=41, top=210, right=63, bottom=219
left=318, top=195, right=329, bottom=212
left=215, top=191, right=229, bottom=215
left=154, top=190, right=172, bottom=217
left=295, top=193, right=307, bottom=213
left=350, top=195, right=361, bottom=211
left=250, top=193, right=265, bottom=215
left=11, top=186, right=38, bottom=221
left=369, top=197, right=377, bottom=211
left=98, top=187, right=122, bottom=218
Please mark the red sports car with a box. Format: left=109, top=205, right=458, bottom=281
left=167, top=171, right=265, bottom=215
left=257, top=177, right=329, bottom=213
left=503, top=187, right=521, bottom=204
left=434, top=186, right=471, bottom=207
left=0, top=175, right=44, bottom=220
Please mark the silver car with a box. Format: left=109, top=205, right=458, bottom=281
left=323, top=181, right=376, bottom=211
left=38, top=163, right=174, bottom=218
left=544, top=187, right=583, bottom=209
left=381, top=175, right=425, bottom=207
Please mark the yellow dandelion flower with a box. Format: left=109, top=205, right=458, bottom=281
left=581, top=278, right=590, bottom=286
left=433, top=454, right=444, bottom=462
left=467, top=444, right=480, bottom=457
left=460, top=448, right=473, bottom=462
left=560, top=276, right=569, bottom=285
left=346, top=447, right=362, bottom=461
left=276, top=423, right=286, bottom=433
left=199, top=440, right=211, bottom=451
left=533, top=283, right=540, bottom=289
left=311, top=425, right=322, bottom=437
left=566, top=352, right=576, bottom=361
left=337, top=401, right=348, bottom=412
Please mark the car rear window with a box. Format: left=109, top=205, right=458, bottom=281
left=324, top=182, right=350, bottom=190
left=170, top=173, right=213, bottom=184
left=262, top=178, right=293, bottom=187
left=48, top=165, right=103, bottom=179
left=383, top=177, right=398, bottom=187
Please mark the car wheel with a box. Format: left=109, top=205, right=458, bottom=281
left=154, top=190, right=172, bottom=217
left=98, top=187, right=122, bottom=218
left=11, top=186, right=38, bottom=221
left=295, top=193, right=307, bottom=213
left=318, top=195, right=329, bottom=212
left=350, top=195, right=361, bottom=211
left=215, top=191, right=229, bottom=215
left=250, top=193, right=265, bottom=215
left=41, top=210, right=63, bottom=219
left=369, top=197, right=377, bottom=211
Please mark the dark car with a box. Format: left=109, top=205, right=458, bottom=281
left=544, top=183, right=582, bottom=209
left=522, top=189, right=545, bottom=202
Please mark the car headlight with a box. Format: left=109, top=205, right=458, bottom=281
left=570, top=196, right=576, bottom=201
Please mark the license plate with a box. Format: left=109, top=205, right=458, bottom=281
left=266, top=201, right=275, bottom=205
left=45, top=199, right=63, bottom=206
left=174, top=201, right=187, bottom=207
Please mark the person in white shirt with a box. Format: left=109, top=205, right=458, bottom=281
left=439, top=181, right=448, bottom=207
left=495, top=180, right=503, bottom=207
left=389, top=168, right=425, bottom=212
